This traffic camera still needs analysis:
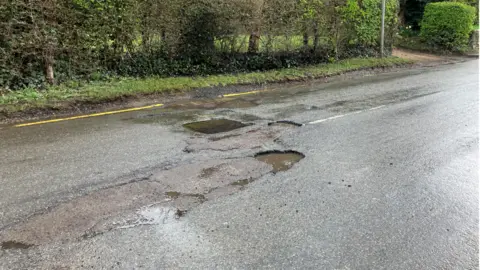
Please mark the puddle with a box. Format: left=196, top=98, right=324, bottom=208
left=1, top=241, right=34, bottom=250
left=183, top=119, right=249, bottom=134
left=268, top=120, right=304, bottom=127
left=254, top=150, right=305, bottom=173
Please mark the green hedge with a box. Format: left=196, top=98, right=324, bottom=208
left=420, top=2, right=476, bottom=51
left=342, top=0, right=398, bottom=49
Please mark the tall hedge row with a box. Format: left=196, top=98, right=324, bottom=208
left=0, top=0, right=399, bottom=90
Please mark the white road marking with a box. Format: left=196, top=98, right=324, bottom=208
left=308, top=105, right=386, bottom=125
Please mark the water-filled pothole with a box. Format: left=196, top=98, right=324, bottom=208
left=1, top=241, right=33, bottom=250
left=254, top=150, right=305, bottom=173
left=183, top=119, right=249, bottom=134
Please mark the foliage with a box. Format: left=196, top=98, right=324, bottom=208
left=1, top=0, right=400, bottom=91
left=342, top=0, right=398, bottom=48
left=420, top=2, right=476, bottom=51
left=401, top=0, right=477, bottom=30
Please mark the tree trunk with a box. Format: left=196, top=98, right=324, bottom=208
left=398, top=0, right=406, bottom=26
left=313, top=22, right=319, bottom=52
left=303, top=32, right=309, bottom=48
left=142, top=32, right=150, bottom=51
left=45, top=54, right=54, bottom=85
left=161, top=29, right=166, bottom=42
left=248, top=28, right=260, bottom=53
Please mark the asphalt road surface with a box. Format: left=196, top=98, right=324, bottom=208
left=0, top=60, right=478, bottom=269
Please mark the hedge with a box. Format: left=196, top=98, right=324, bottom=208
left=420, top=2, right=476, bottom=51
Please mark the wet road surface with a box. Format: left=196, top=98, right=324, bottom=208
left=0, top=60, right=478, bottom=269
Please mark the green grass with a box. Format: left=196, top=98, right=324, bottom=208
left=473, top=25, right=480, bottom=30
left=0, top=57, right=412, bottom=113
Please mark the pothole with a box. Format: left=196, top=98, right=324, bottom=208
left=268, top=120, right=304, bottom=127
left=1, top=241, right=34, bottom=250
left=254, top=150, right=305, bottom=173
left=183, top=119, right=249, bottom=134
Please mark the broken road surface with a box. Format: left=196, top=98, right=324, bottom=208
left=0, top=60, right=478, bottom=269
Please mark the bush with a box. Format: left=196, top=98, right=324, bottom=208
left=420, top=2, right=476, bottom=51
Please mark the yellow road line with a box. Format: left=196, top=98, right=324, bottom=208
left=14, top=103, right=164, bottom=127
left=223, top=90, right=262, bottom=97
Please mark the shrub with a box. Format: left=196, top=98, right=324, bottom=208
left=420, top=2, right=476, bottom=51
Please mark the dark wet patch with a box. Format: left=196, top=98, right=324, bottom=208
left=165, top=99, right=258, bottom=110
left=218, top=99, right=259, bottom=109
left=127, top=111, right=197, bottom=125
left=272, top=104, right=320, bottom=118
left=81, top=231, right=103, bottom=240
left=165, top=191, right=181, bottom=199
left=315, top=100, right=354, bottom=111
left=199, top=166, right=220, bottom=178
left=166, top=191, right=207, bottom=203
left=231, top=178, right=254, bottom=187
left=183, top=119, right=249, bottom=134
left=175, top=209, right=187, bottom=218
left=209, top=134, right=242, bottom=141
left=237, top=114, right=263, bottom=122
left=1, top=241, right=34, bottom=250
left=326, top=100, right=348, bottom=107
left=401, top=91, right=440, bottom=102
left=268, top=120, right=304, bottom=127
left=254, top=150, right=305, bottom=173
left=186, top=193, right=207, bottom=203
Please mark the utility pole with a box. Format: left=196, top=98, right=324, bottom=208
left=380, top=0, right=386, bottom=57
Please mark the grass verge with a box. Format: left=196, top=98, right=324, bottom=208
left=0, top=57, right=412, bottom=114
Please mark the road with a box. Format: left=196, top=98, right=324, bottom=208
left=0, top=60, right=478, bottom=269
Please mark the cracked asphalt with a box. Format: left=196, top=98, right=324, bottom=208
left=0, top=60, right=478, bottom=269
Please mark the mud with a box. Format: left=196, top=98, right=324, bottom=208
left=1, top=240, right=34, bottom=250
